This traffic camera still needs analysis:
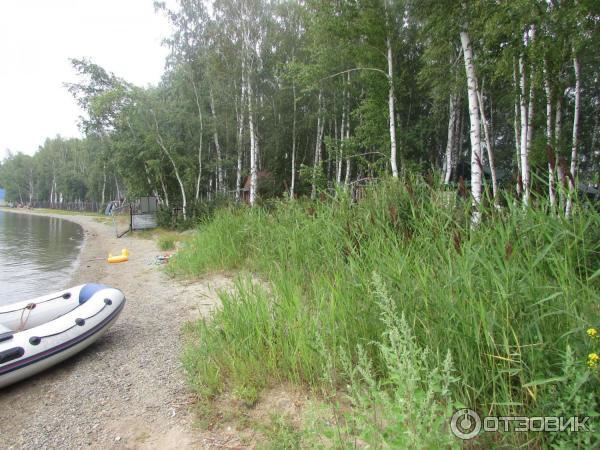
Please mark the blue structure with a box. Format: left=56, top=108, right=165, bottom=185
left=0, top=188, right=4, bottom=201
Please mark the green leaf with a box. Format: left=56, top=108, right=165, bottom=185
left=587, top=267, right=600, bottom=282
left=522, top=376, right=568, bottom=388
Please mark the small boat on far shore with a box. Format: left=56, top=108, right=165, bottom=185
left=0, top=284, right=125, bottom=388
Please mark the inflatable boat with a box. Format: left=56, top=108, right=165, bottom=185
left=0, top=284, right=125, bottom=388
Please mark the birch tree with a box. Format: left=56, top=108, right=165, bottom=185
left=148, top=102, right=188, bottom=220
left=543, top=57, right=557, bottom=210
left=460, top=29, right=483, bottom=224
left=444, top=93, right=458, bottom=185
left=477, top=87, right=498, bottom=202
left=565, top=55, right=581, bottom=217
left=311, top=89, right=325, bottom=199
left=384, top=0, right=398, bottom=178
left=518, top=27, right=536, bottom=207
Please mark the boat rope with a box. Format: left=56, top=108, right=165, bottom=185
left=28, top=298, right=114, bottom=346
left=0, top=292, right=72, bottom=315
left=17, top=303, right=36, bottom=332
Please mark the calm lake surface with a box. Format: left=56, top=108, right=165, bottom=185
left=0, top=211, right=84, bottom=305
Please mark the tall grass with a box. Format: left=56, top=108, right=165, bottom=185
left=171, top=178, right=600, bottom=447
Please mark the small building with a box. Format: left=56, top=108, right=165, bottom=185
left=0, top=188, right=5, bottom=206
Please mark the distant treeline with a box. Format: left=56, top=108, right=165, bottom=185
left=0, top=137, right=118, bottom=209
left=0, top=0, right=598, bottom=220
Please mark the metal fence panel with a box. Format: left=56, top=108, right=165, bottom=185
left=132, top=213, right=157, bottom=230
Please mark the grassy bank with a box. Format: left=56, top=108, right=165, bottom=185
left=134, top=228, right=186, bottom=251
left=170, top=179, right=599, bottom=448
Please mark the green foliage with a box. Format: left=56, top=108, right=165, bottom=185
left=261, top=415, right=302, bottom=450
left=156, top=197, right=238, bottom=230
left=303, top=273, right=459, bottom=449
left=0, top=137, right=107, bottom=205
left=532, top=346, right=600, bottom=449
left=157, top=235, right=176, bottom=251
left=0, top=152, right=35, bottom=203
left=173, top=179, right=600, bottom=448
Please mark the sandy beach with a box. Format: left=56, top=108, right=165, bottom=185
left=0, top=210, right=236, bottom=449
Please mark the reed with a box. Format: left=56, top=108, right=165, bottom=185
left=171, top=177, right=600, bottom=447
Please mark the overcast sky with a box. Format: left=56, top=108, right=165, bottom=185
left=0, top=0, right=173, bottom=160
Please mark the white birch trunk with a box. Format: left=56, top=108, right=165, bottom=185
left=311, top=89, right=324, bottom=199
left=452, top=102, right=461, bottom=177
left=247, top=76, right=258, bottom=206
left=521, top=26, right=536, bottom=207
left=555, top=95, right=565, bottom=209
left=159, top=172, right=169, bottom=207
left=337, top=99, right=345, bottom=185
left=28, top=168, right=34, bottom=204
left=236, top=142, right=243, bottom=201
left=519, top=55, right=530, bottom=206
left=460, top=30, right=483, bottom=225
left=386, top=33, right=398, bottom=178
left=115, top=176, right=121, bottom=202
left=477, top=88, right=498, bottom=201
left=566, top=56, right=581, bottom=217
left=543, top=59, right=556, bottom=210
left=101, top=166, right=106, bottom=206
left=444, top=93, right=457, bottom=185
left=290, top=80, right=297, bottom=199
left=236, top=76, right=246, bottom=202
left=344, top=74, right=352, bottom=187
left=50, top=173, right=55, bottom=204
left=190, top=76, right=204, bottom=201
left=513, top=61, right=522, bottom=197
left=525, top=66, right=536, bottom=202
left=143, top=163, right=161, bottom=204
left=210, top=89, right=224, bottom=194
left=345, top=157, right=352, bottom=186
left=152, top=112, right=187, bottom=219
left=327, top=119, right=333, bottom=186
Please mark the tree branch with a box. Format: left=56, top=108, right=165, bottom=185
left=321, top=67, right=389, bottom=82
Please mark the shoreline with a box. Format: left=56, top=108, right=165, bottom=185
left=0, top=208, right=236, bottom=449
left=0, top=207, right=95, bottom=293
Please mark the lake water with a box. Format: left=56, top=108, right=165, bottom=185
left=0, top=211, right=84, bottom=305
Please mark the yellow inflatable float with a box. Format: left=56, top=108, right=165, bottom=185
left=108, top=248, right=129, bottom=263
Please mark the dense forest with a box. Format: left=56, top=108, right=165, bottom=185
left=1, top=0, right=598, bottom=221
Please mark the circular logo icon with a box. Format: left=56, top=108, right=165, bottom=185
left=450, top=408, right=481, bottom=440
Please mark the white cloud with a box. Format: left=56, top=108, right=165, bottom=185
left=0, top=0, right=173, bottom=159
